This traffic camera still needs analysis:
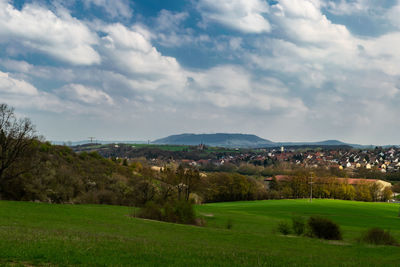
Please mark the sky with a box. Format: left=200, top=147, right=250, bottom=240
left=1, top=0, right=400, bottom=145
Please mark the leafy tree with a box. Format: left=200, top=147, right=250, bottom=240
left=0, top=104, right=37, bottom=198
left=369, top=183, right=383, bottom=202
left=183, top=168, right=200, bottom=201
left=381, top=186, right=393, bottom=202
left=269, top=176, right=279, bottom=191
left=392, top=183, right=400, bottom=193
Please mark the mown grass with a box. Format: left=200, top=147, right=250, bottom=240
left=0, top=199, right=399, bottom=266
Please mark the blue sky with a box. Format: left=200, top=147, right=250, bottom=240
left=1, top=0, right=400, bottom=145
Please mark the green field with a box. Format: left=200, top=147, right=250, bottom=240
left=129, top=143, right=242, bottom=153
left=0, top=199, right=399, bottom=266
left=130, top=144, right=193, bottom=152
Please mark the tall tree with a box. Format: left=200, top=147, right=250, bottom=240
left=0, top=104, right=37, bottom=198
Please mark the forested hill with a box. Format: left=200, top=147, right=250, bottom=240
left=152, top=133, right=355, bottom=148
left=152, top=133, right=275, bottom=148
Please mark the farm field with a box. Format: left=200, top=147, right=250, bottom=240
left=0, top=199, right=399, bottom=266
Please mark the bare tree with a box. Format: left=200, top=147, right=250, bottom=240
left=0, top=104, right=37, bottom=197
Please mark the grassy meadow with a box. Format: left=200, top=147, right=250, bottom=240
left=0, top=199, right=399, bottom=266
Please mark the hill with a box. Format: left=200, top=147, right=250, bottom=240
left=1, top=199, right=399, bottom=266
left=153, top=133, right=356, bottom=148
left=152, top=133, right=275, bottom=148
left=277, top=139, right=350, bottom=147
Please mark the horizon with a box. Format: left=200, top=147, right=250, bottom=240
left=49, top=132, right=388, bottom=147
left=1, top=0, right=400, bottom=145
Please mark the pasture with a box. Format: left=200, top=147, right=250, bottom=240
left=0, top=199, right=399, bottom=266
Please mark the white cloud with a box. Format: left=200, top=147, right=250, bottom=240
left=0, top=0, right=100, bottom=65
left=58, top=84, right=114, bottom=105
left=324, top=0, right=372, bottom=15
left=197, top=0, right=271, bottom=33
left=153, top=10, right=205, bottom=47
left=99, top=23, right=188, bottom=94
left=0, top=71, right=38, bottom=96
left=387, top=1, right=400, bottom=28
left=4, top=0, right=400, bottom=144
left=271, top=0, right=353, bottom=47
left=156, top=10, right=189, bottom=31
left=83, top=0, right=133, bottom=19
left=189, top=65, right=307, bottom=115
left=0, top=70, right=71, bottom=114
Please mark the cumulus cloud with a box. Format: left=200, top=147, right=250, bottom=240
left=0, top=0, right=100, bottom=65
left=0, top=70, right=71, bottom=114
left=57, top=84, right=114, bottom=105
left=197, top=0, right=271, bottom=33
left=386, top=1, right=400, bottom=29
left=324, top=0, right=372, bottom=15
left=271, top=0, right=353, bottom=46
left=153, top=10, right=205, bottom=47
left=156, top=10, right=189, bottom=32
left=189, top=65, right=307, bottom=116
left=99, top=23, right=188, bottom=94
left=3, top=0, right=400, bottom=143
left=0, top=70, right=38, bottom=96
left=83, top=0, right=133, bottom=19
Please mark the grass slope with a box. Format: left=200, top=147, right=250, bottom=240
left=0, top=199, right=399, bottom=266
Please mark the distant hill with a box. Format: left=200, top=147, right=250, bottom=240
left=152, top=134, right=362, bottom=148
left=51, top=140, right=147, bottom=146
left=277, top=140, right=349, bottom=147
left=152, top=133, right=275, bottom=148
left=54, top=135, right=369, bottom=149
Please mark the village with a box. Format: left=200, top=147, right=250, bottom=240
left=178, top=145, right=400, bottom=174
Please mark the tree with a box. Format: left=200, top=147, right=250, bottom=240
left=0, top=104, right=37, bottom=198
left=183, top=168, right=200, bottom=201
left=381, top=186, right=393, bottom=202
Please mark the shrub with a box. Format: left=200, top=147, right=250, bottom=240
left=308, top=216, right=342, bottom=240
left=166, top=200, right=196, bottom=224
left=277, top=221, right=291, bottom=235
left=292, top=216, right=306, bottom=235
left=137, top=201, right=163, bottom=221
left=360, top=228, right=398, bottom=246
left=137, top=200, right=196, bottom=225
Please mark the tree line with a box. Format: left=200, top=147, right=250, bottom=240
left=266, top=175, right=393, bottom=202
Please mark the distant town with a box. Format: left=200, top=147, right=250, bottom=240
left=72, top=142, right=400, bottom=180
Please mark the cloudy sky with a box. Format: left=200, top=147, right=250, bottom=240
left=0, top=0, right=400, bottom=145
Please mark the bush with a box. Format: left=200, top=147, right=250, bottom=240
left=292, top=216, right=306, bottom=235
left=277, top=221, right=291, bottom=235
left=137, top=200, right=196, bottom=225
left=137, top=201, right=163, bottom=221
left=308, top=216, right=342, bottom=240
left=165, top=200, right=196, bottom=224
left=360, top=228, right=398, bottom=246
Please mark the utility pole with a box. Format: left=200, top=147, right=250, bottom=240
left=88, top=137, right=95, bottom=144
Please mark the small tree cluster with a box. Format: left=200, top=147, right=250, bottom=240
left=359, top=228, right=398, bottom=246
left=307, top=216, right=342, bottom=240
left=277, top=216, right=342, bottom=241
left=136, top=199, right=196, bottom=225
